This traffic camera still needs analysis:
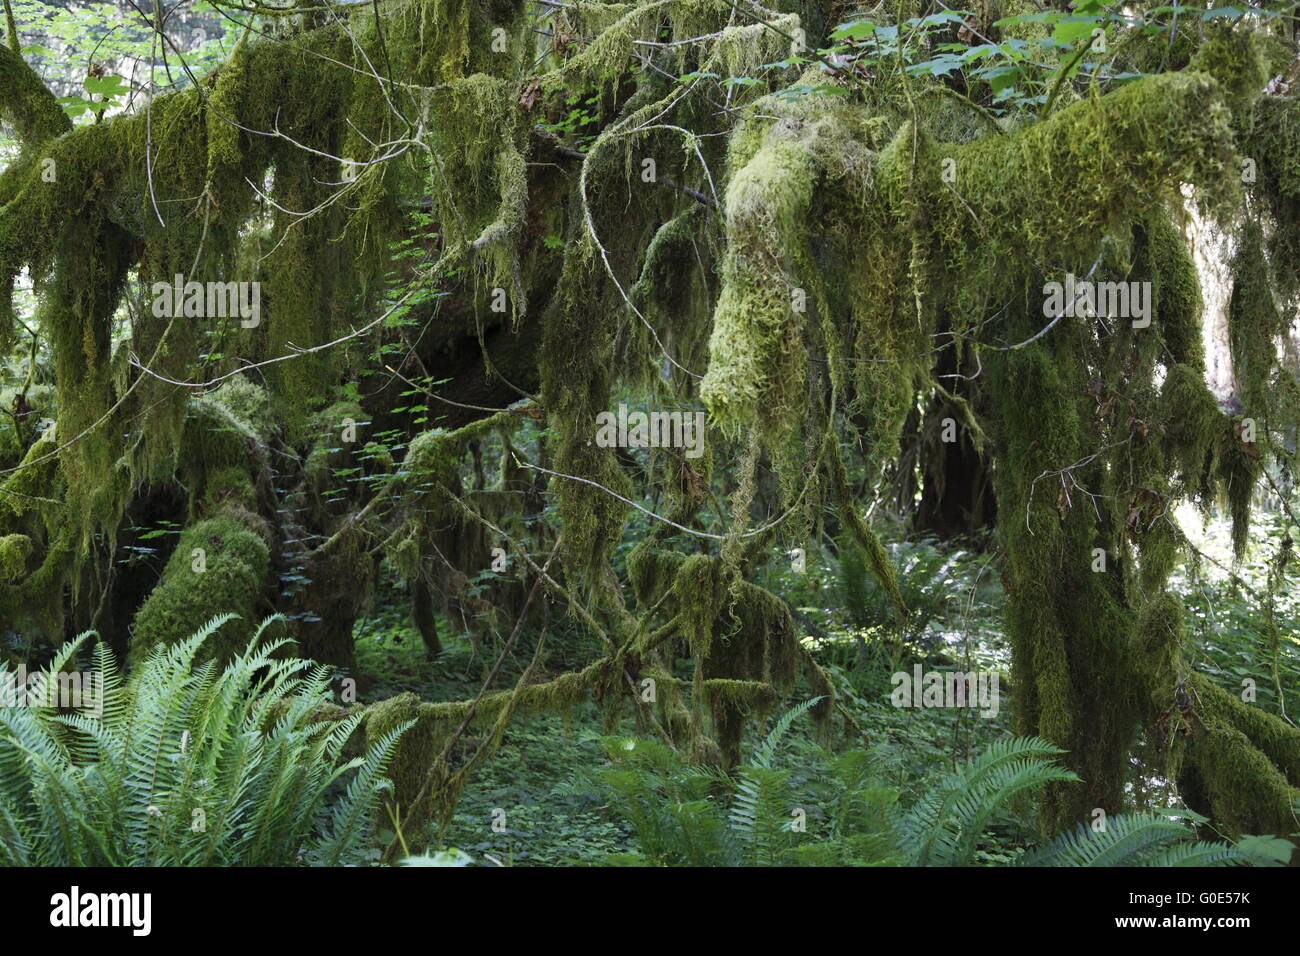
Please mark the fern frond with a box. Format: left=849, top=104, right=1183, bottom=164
left=753, top=696, right=825, bottom=769
left=1024, top=813, right=1194, bottom=867
left=317, top=718, right=415, bottom=866
left=903, top=736, right=1076, bottom=866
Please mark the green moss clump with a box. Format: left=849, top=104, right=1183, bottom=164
left=0, top=428, right=59, bottom=521
left=0, top=526, right=72, bottom=639
left=199, top=466, right=257, bottom=517
left=302, top=401, right=368, bottom=494
left=1187, top=26, right=1269, bottom=120
left=210, top=376, right=278, bottom=441
left=0, top=533, right=32, bottom=581
left=176, top=391, right=270, bottom=524
left=363, top=691, right=448, bottom=820
left=129, top=515, right=271, bottom=665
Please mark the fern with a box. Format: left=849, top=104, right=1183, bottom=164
left=1023, top=812, right=1254, bottom=867
left=837, top=536, right=960, bottom=641
left=0, top=618, right=408, bottom=866
left=594, top=727, right=1264, bottom=867
left=598, top=700, right=871, bottom=866
left=901, top=736, right=1077, bottom=866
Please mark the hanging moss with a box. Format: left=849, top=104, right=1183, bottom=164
left=1221, top=222, right=1279, bottom=555
left=539, top=252, right=633, bottom=592
left=702, top=678, right=778, bottom=763
left=1182, top=674, right=1300, bottom=836
left=828, top=439, right=906, bottom=617
left=988, top=326, right=1139, bottom=832
left=936, top=72, right=1238, bottom=278
left=419, top=74, right=530, bottom=305
left=1244, top=94, right=1300, bottom=298
left=625, top=206, right=718, bottom=387
left=626, top=541, right=686, bottom=607
left=0, top=0, right=535, bottom=568
left=701, top=134, right=816, bottom=437
left=544, top=0, right=671, bottom=94
left=1160, top=364, right=1225, bottom=501
left=1187, top=25, right=1269, bottom=122
left=1228, top=223, right=1283, bottom=420
left=0, top=42, right=71, bottom=346
left=672, top=552, right=726, bottom=661
left=1141, top=213, right=1205, bottom=369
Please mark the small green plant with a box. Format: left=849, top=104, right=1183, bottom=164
left=0, top=614, right=410, bottom=866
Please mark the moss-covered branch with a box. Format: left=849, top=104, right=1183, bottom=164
left=0, top=43, right=70, bottom=151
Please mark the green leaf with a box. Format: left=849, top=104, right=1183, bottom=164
left=830, top=19, right=878, bottom=41
left=982, top=63, right=1025, bottom=95
left=907, top=53, right=965, bottom=78
left=993, top=11, right=1064, bottom=27
left=1157, top=807, right=1210, bottom=824
left=83, top=75, right=131, bottom=98
left=1053, top=17, right=1102, bottom=46
left=906, top=11, right=968, bottom=30
left=1234, top=834, right=1295, bottom=866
